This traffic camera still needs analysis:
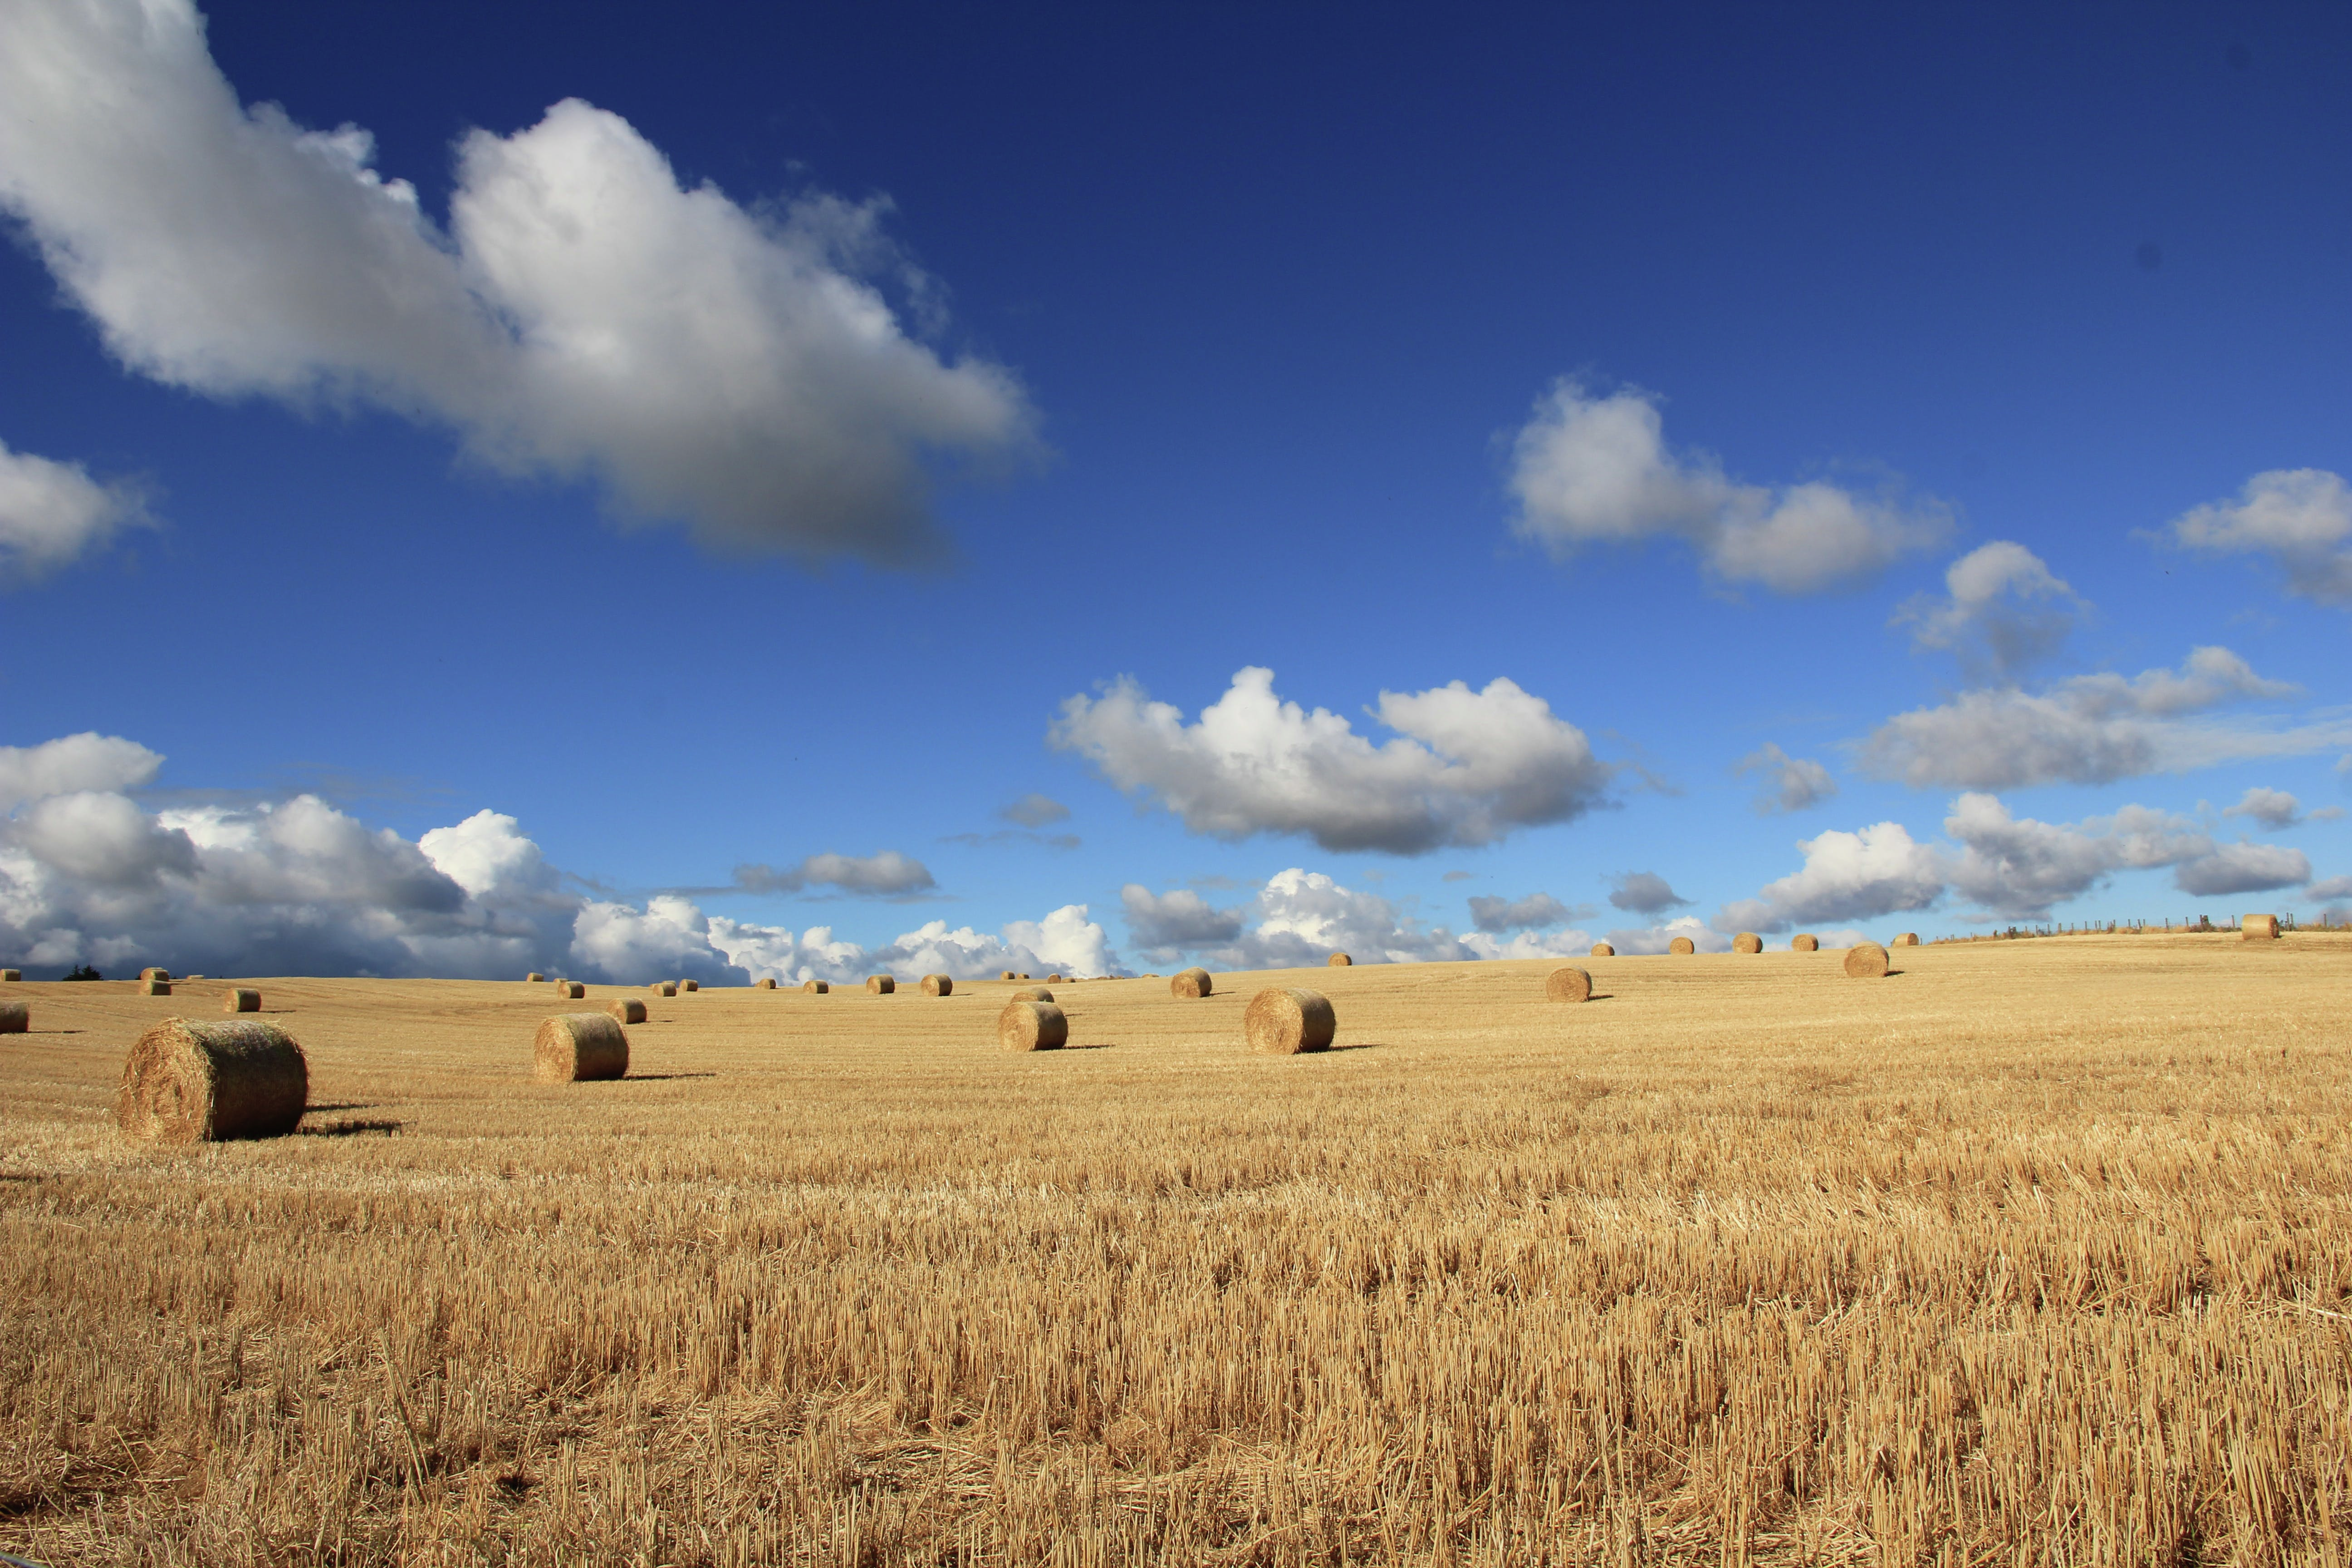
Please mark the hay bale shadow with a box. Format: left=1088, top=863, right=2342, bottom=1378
left=299, top=1117, right=403, bottom=1138
left=622, top=1072, right=718, bottom=1081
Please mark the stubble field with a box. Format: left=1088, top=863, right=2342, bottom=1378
left=2, top=934, right=2348, bottom=1566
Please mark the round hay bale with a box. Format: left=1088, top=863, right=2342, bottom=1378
left=1668, top=937, right=1695, bottom=956
left=681, top=979, right=699, bottom=993
left=802, top=979, right=829, bottom=995
left=608, top=997, right=648, bottom=1025
left=139, top=967, right=171, bottom=982
left=533, top=1013, right=628, bottom=1083
left=1544, top=966, right=1592, bottom=1003
left=117, top=1018, right=307, bottom=1143
left=2242, top=913, right=2280, bottom=940
left=1328, top=952, right=1352, bottom=966
left=1589, top=942, right=1614, bottom=957
left=866, top=975, right=896, bottom=995
left=1844, top=942, right=1890, bottom=979
left=558, top=981, right=584, bottom=1000
left=1000, top=970, right=1017, bottom=981
left=525, top=972, right=545, bottom=983
left=1733, top=932, right=1762, bottom=954
left=141, top=978, right=171, bottom=996
left=0, top=1001, right=26, bottom=1034
left=1892, top=932, right=1920, bottom=948
left=222, top=987, right=260, bottom=1014
left=998, top=998, right=1068, bottom=1052
left=920, top=974, right=953, bottom=997
left=0, top=968, right=19, bottom=982
left=1245, top=987, right=1336, bottom=1055
left=1170, top=967, right=1213, bottom=999
left=652, top=982, right=677, bottom=997
left=754, top=977, right=777, bottom=990
left=1012, top=986, right=1055, bottom=1002
left=1792, top=934, right=1819, bottom=952
left=1047, top=973, right=1064, bottom=983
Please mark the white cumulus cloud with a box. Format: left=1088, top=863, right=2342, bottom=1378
left=2162, top=469, right=2352, bottom=606
left=1051, top=666, right=1611, bottom=855
left=2221, top=787, right=2301, bottom=829
left=0, top=0, right=1034, bottom=564
left=1505, top=379, right=1946, bottom=593
left=2172, top=842, right=2311, bottom=898
left=1732, top=743, right=1837, bottom=814
left=0, top=438, right=150, bottom=583
left=1895, top=540, right=2086, bottom=677
left=0, top=732, right=162, bottom=812
left=1715, top=821, right=1945, bottom=932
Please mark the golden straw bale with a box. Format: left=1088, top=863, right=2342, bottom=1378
left=651, top=982, right=676, bottom=997
left=1544, top=966, right=1593, bottom=1003
left=558, top=981, right=584, bottom=1000
left=532, top=1013, right=628, bottom=1083
left=1328, top=952, right=1352, bottom=966
left=1170, top=967, right=1213, bottom=999
left=1893, top=932, right=1920, bottom=947
left=1589, top=943, right=1614, bottom=957
left=0, top=968, right=18, bottom=982
left=681, top=979, right=699, bottom=992
left=141, top=979, right=171, bottom=996
left=802, top=980, right=828, bottom=995
left=866, top=975, right=896, bottom=995
left=1047, top=973, right=1064, bottom=983
left=920, top=974, right=953, bottom=997
left=754, top=977, right=777, bottom=989
left=1012, top=986, right=1055, bottom=1003
left=1000, top=970, right=1018, bottom=981
left=222, top=987, right=260, bottom=1014
left=1669, top=937, right=1695, bottom=955
left=1245, top=987, right=1337, bottom=1055
left=525, top=972, right=545, bottom=983
left=608, top=998, right=648, bottom=1025
left=998, top=998, right=1067, bottom=1052
left=0, top=1002, right=25, bottom=1034
left=139, top=967, right=170, bottom=982
left=1792, top=934, right=1819, bottom=952
left=2242, top=913, right=2280, bottom=940
left=1844, top=942, right=1890, bottom=979
left=116, top=1018, right=307, bottom=1143
left=1733, top=932, right=1762, bottom=954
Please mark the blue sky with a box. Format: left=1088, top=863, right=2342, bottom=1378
left=1, top=0, right=2347, bottom=981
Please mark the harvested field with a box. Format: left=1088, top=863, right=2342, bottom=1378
left=2, top=935, right=2350, bottom=1564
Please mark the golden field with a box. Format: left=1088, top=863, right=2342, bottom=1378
left=2, top=935, right=2349, bottom=1566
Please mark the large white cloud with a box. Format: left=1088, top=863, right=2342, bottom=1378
left=1714, top=821, right=1945, bottom=932
left=695, top=905, right=1121, bottom=985
left=2162, top=469, right=2352, bottom=606
left=0, top=732, right=161, bottom=812
left=0, top=437, right=150, bottom=583
left=1051, top=667, right=1612, bottom=855
left=0, top=0, right=1034, bottom=563
left=1938, top=794, right=2211, bottom=920
left=1894, top=541, right=2086, bottom=677
left=1855, top=647, right=2335, bottom=789
left=1119, top=868, right=1597, bottom=969
left=1505, top=380, right=1946, bottom=593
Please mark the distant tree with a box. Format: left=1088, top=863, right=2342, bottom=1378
left=62, top=964, right=101, bottom=982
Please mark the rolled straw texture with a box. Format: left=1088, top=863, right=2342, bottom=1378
left=1893, top=933, right=1920, bottom=947
left=1328, top=952, right=1352, bottom=966
left=1844, top=942, right=1890, bottom=979
left=1669, top=937, right=1695, bottom=956
left=525, top=972, right=545, bottom=983
left=223, top=988, right=260, bottom=1014
left=2242, top=914, right=2280, bottom=940
left=533, top=1013, right=628, bottom=1083
left=681, top=979, right=699, bottom=992
left=1792, top=935, right=1819, bottom=952
left=557, top=981, right=583, bottom=999
left=116, top=1018, right=307, bottom=1143
left=754, top=977, right=777, bottom=989
left=998, top=999, right=1067, bottom=1052
left=866, top=975, right=896, bottom=995
left=920, top=974, right=953, bottom=996
left=1012, top=986, right=1055, bottom=1003
left=1589, top=943, right=1614, bottom=958
left=802, top=980, right=829, bottom=995
left=1733, top=932, right=1762, bottom=954
left=607, top=998, right=648, bottom=1025
left=139, top=967, right=171, bottom=982
left=0, top=969, right=19, bottom=982
left=1244, top=987, right=1336, bottom=1055
left=0, top=1001, right=26, bottom=1034
left=1170, top=967, right=1213, bottom=999
left=1544, top=967, right=1592, bottom=1003
left=141, top=979, right=171, bottom=996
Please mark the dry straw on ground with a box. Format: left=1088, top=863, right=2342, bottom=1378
left=113, top=1017, right=307, bottom=1144
left=222, top=988, right=260, bottom=1014
left=1733, top=932, right=1762, bottom=954
left=920, top=975, right=952, bottom=997
left=866, top=976, right=895, bottom=995
left=531, top=1013, right=628, bottom=1083
left=1244, top=985, right=1336, bottom=1054
left=1328, top=952, right=1352, bottom=966
left=607, top=998, right=648, bottom=1025
left=1669, top=936, right=1696, bottom=955
left=1845, top=941, right=1891, bottom=978
left=1590, top=942, right=1615, bottom=956
left=996, top=997, right=1068, bottom=1053
left=1170, top=967, right=1213, bottom=999
left=0, top=1001, right=25, bottom=1034
left=801, top=979, right=828, bottom=995
left=7, top=937, right=2352, bottom=1565
left=2244, top=913, right=2281, bottom=940
left=1792, top=934, right=1819, bottom=952
left=1544, top=966, right=1592, bottom=1003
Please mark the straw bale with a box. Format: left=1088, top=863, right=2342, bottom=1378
left=1792, top=935, right=1819, bottom=952
left=558, top=981, right=584, bottom=999
left=1170, top=967, right=1213, bottom=998
left=1328, top=952, right=1352, bottom=966
left=1844, top=942, right=1890, bottom=979
left=1589, top=943, right=1614, bottom=957
left=0, top=969, right=18, bottom=982
left=608, top=997, right=648, bottom=1025
left=1669, top=937, right=1695, bottom=955
left=920, top=974, right=953, bottom=997
left=998, top=998, right=1068, bottom=1052
left=866, top=975, right=896, bottom=994
left=2242, top=913, right=2280, bottom=940
left=1244, top=987, right=1336, bottom=1055
left=141, top=979, right=171, bottom=996
left=1544, top=966, right=1592, bottom=1003
left=1012, top=986, right=1055, bottom=1002
left=681, top=979, right=699, bottom=992
left=1047, top=973, right=1065, bottom=983
left=532, top=1012, right=628, bottom=1083
left=1733, top=932, right=1762, bottom=954
left=116, top=1018, right=307, bottom=1143
left=223, top=987, right=260, bottom=1014
left=0, top=1002, right=25, bottom=1034
left=802, top=980, right=829, bottom=994
left=1893, top=932, right=1920, bottom=947
left=652, top=982, right=677, bottom=997
left=754, top=977, right=778, bottom=989
left=1000, top=970, right=1018, bottom=981
left=525, top=972, right=545, bottom=983
left=139, top=967, right=171, bottom=982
